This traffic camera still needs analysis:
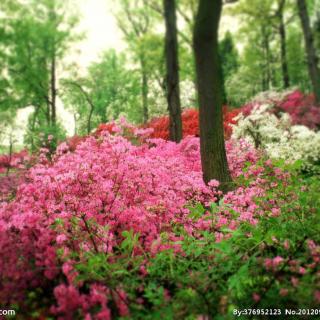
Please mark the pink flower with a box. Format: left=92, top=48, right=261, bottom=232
left=252, top=293, right=260, bottom=302
left=271, top=208, right=280, bottom=217
left=208, top=179, right=220, bottom=188
left=291, top=277, right=299, bottom=287
left=56, top=234, right=67, bottom=244
left=299, top=267, right=306, bottom=275
left=264, top=258, right=273, bottom=270
left=273, top=256, right=284, bottom=268
left=280, top=288, right=289, bottom=297
left=264, top=256, right=284, bottom=271
left=283, top=240, right=290, bottom=250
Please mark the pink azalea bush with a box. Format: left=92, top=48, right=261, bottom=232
left=240, top=89, right=320, bottom=130
left=0, top=116, right=319, bottom=318
left=0, top=127, right=289, bottom=317
left=0, top=150, right=31, bottom=202
left=0, top=149, right=30, bottom=174
left=278, top=90, right=320, bottom=129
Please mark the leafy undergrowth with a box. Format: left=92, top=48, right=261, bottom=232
left=0, top=128, right=319, bottom=319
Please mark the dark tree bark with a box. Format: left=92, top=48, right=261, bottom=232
left=163, top=0, right=183, bottom=142
left=279, top=18, right=290, bottom=88
left=49, top=6, right=57, bottom=127
left=140, top=55, right=149, bottom=123
left=50, top=51, right=56, bottom=127
left=264, top=30, right=271, bottom=90
left=193, top=0, right=233, bottom=192
left=5, top=134, right=13, bottom=177
left=297, top=0, right=320, bottom=103
left=277, top=0, right=290, bottom=88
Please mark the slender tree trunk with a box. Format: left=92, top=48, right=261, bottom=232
left=193, top=0, right=233, bottom=192
left=163, top=0, right=183, bottom=142
left=31, top=104, right=41, bottom=150
left=278, top=1, right=290, bottom=88
left=65, top=81, right=96, bottom=134
left=297, top=0, right=320, bottom=103
left=140, top=55, right=149, bottom=123
left=87, top=103, right=94, bottom=134
left=50, top=51, right=56, bottom=126
left=5, top=134, right=13, bottom=177
left=46, top=98, right=51, bottom=125
left=279, top=19, right=290, bottom=88
left=265, top=33, right=271, bottom=90
left=73, top=113, right=77, bottom=135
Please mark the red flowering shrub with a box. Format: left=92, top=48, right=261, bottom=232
left=223, top=107, right=241, bottom=138
left=0, top=149, right=29, bottom=174
left=94, top=122, right=117, bottom=137
left=145, top=107, right=241, bottom=141
left=66, top=135, right=87, bottom=152
left=278, top=90, right=320, bottom=129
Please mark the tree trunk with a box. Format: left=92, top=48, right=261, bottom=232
left=265, top=33, right=271, bottom=90
left=278, top=0, right=290, bottom=88
left=193, top=0, right=233, bottom=193
left=73, top=113, right=78, bottom=135
left=279, top=18, right=290, bottom=88
left=87, top=102, right=94, bottom=134
left=163, top=0, right=183, bottom=142
left=5, top=134, right=13, bottom=177
left=140, top=56, right=149, bottom=123
left=297, top=0, right=320, bottom=103
left=50, top=48, right=56, bottom=126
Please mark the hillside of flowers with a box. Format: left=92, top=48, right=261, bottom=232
left=0, top=90, right=319, bottom=319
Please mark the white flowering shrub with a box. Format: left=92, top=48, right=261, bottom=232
left=250, top=89, right=293, bottom=105
left=232, top=104, right=320, bottom=175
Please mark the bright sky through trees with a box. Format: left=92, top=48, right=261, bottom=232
left=7, top=0, right=238, bottom=145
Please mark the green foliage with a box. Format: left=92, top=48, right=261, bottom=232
left=219, top=31, right=239, bottom=104
left=225, top=0, right=313, bottom=105
left=24, top=113, right=66, bottom=153
left=0, top=0, right=80, bottom=148
left=286, top=27, right=311, bottom=91
left=62, top=50, right=142, bottom=134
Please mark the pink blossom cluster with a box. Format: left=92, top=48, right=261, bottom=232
left=240, top=90, right=320, bottom=130
left=0, top=150, right=31, bottom=202
left=278, top=91, right=320, bottom=129
left=0, top=149, right=30, bottom=174
left=0, top=132, right=292, bottom=318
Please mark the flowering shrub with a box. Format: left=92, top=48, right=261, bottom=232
left=0, top=128, right=299, bottom=319
left=0, top=149, right=29, bottom=174
left=278, top=90, right=320, bottom=129
left=65, top=135, right=87, bottom=152
left=145, top=107, right=240, bottom=140
left=240, top=89, right=320, bottom=130
left=232, top=104, right=320, bottom=175
left=0, top=91, right=319, bottom=318
left=0, top=150, right=31, bottom=202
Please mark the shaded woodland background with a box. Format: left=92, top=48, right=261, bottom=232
left=1, top=0, right=319, bottom=152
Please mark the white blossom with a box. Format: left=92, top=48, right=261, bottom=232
left=232, top=104, right=320, bottom=174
